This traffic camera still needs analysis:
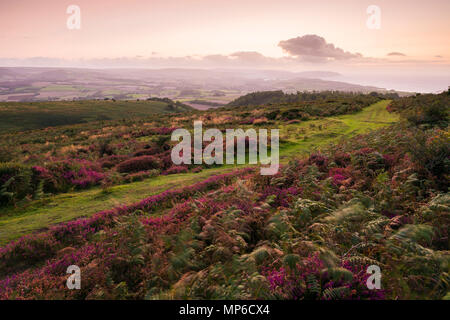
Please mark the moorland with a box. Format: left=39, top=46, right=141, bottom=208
left=0, top=89, right=448, bottom=300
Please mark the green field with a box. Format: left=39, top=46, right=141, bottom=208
left=0, top=99, right=192, bottom=133
left=0, top=100, right=398, bottom=244
left=41, top=85, right=78, bottom=92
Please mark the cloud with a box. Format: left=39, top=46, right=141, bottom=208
left=202, top=54, right=231, bottom=65
left=387, top=52, right=406, bottom=56
left=199, top=53, right=274, bottom=67
left=278, top=35, right=362, bottom=62
left=230, top=51, right=270, bottom=63
left=1, top=35, right=447, bottom=70
left=435, top=55, right=443, bottom=58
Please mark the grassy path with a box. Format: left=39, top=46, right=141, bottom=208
left=0, top=100, right=398, bottom=245
left=0, top=167, right=238, bottom=244
left=279, top=100, right=398, bottom=158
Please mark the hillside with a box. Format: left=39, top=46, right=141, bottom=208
left=0, top=91, right=391, bottom=212
left=0, top=99, right=398, bottom=245
left=0, top=98, right=192, bottom=133
left=227, top=90, right=400, bottom=107
left=0, top=91, right=448, bottom=300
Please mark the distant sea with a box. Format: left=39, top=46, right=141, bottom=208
left=335, top=74, right=450, bottom=93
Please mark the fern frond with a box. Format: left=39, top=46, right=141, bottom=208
left=362, top=217, right=390, bottom=236
left=306, top=274, right=320, bottom=297
left=33, top=180, right=45, bottom=200
left=390, top=224, right=434, bottom=244
left=283, top=254, right=301, bottom=270
left=343, top=255, right=380, bottom=267
left=323, top=267, right=353, bottom=282
left=322, top=286, right=350, bottom=300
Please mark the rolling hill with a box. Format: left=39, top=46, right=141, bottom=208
left=0, top=98, right=192, bottom=133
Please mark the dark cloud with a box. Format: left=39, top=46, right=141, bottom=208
left=387, top=52, right=406, bottom=56
left=278, top=35, right=362, bottom=61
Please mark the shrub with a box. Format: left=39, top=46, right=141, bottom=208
left=68, top=168, right=105, bottom=189
left=116, top=156, right=161, bottom=173
left=333, top=152, right=351, bottom=167
left=124, top=169, right=160, bottom=183
left=0, top=233, right=58, bottom=275
left=328, top=167, right=351, bottom=187
left=0, top=162, right=33, bottom=205
left=389, top=92, right=449, bottom=128
left=133, top=148, right=159, bottom=157
left=97, top=139, right=114, bottom=157
left=100, top=155, right=128, bottom=169
left=408, top=129, right=450, bottom=191
left=265, top=254, right=385, bottom=300
left=164, top=166, right=189, bottom=175
left=308, top=153, right=329, bottom=171
left=32, top=165, right=58, bottom=194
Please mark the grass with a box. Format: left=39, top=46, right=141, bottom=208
left=0, top=166, right=239, bottom=244
left=279, top=100, right=398, bottom=159
left=0, top=100, right=398, bottom=245
left=0, top=99, right=192, bottom=134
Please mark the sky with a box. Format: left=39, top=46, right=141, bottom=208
left=0, top=0, right=449, bottom=92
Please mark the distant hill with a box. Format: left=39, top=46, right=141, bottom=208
left=0, top=67, right=408, bottom=104
left=295, top=71, right=341, bottom=78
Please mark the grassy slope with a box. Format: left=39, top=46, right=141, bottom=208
left=0, top=100, right=398, bottom=245
left=279, top=100, right=398, bottom=158
left=0, top=167, right=242, bottom=244
left=0, top=100, right=191, bottom=133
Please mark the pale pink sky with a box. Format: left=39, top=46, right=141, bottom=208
left=1, top=0, right=449, bottom=60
